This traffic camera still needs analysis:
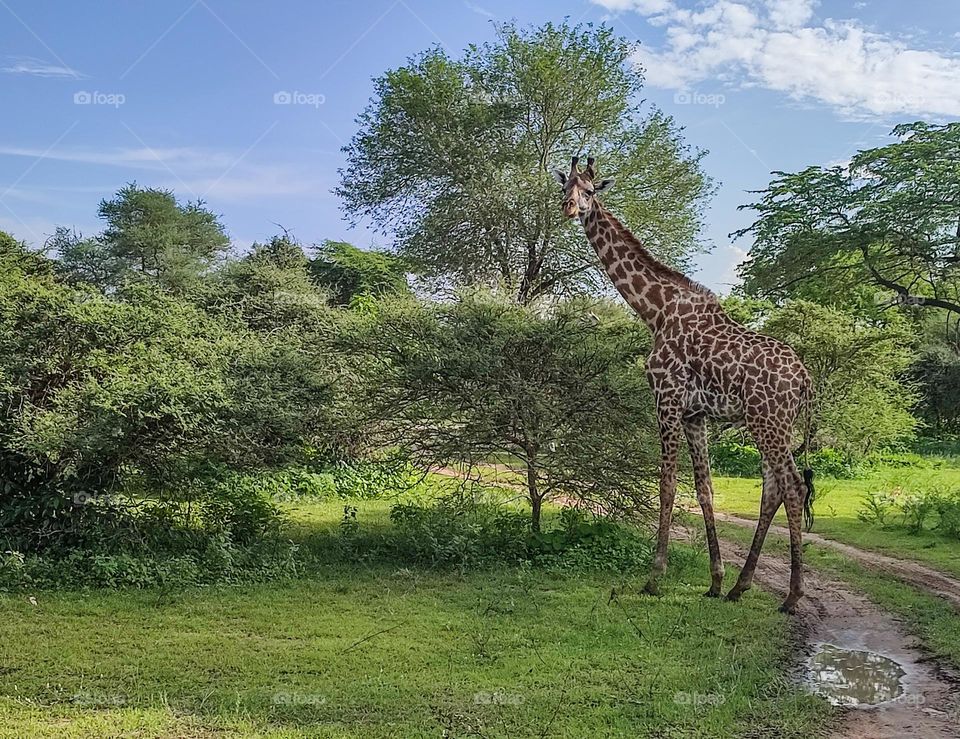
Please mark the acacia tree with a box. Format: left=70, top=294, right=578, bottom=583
left=737, top=122, right=960, bottom=316
left=52, top=184, right=230, bottom=292
left=762, top=301, right=918, bottom=457
left=339, top=22, right=712, bottom=304
left=353, top=293, right=659, bottom=530
left=310, top=240, right=409, bottom=306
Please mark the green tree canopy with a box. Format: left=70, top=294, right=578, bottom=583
left=53, top=183, right=230, bottom=292
left=0, top=260, right=339, bottom=549
left=351, top=292, right=659, bottom=530
left=737, top=122, right=960, bottom=317
left=339, top=21, right=712, bottom=304
left=215, top=234, right=330, bottom=331
left=310, top=240, right=409, bottom=306
left=762, top=301, right=918, bottom=457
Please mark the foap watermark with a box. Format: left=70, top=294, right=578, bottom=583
left=273, top=691, right=326, bottom=706
left=874, top=292, right=929, bottom=308
left=74, top=90, right=125, bottom=108
left=71, top=691, right=127, bottom=707
left=273, top=90, right=325, bottom=108
left=474, top=689, right=524, bottom=705
left=673, top=691, right=725, bottom=708
left=673, top=90, right=726, bottom=108
left=73, top=491, right=111, bottom=506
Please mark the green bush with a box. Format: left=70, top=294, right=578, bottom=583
left=377, top=499, right=652, bottom=572
left=900, top=492, right=936, bottom=535
left=0, top=536, right=302, bottom=591
left=709, top=439, right=762, bottom=477
left=388, top=499, right=531, bottom=567
left=934, top=490, right=960, bottom=539
left=0, top=261, right=339, bottom=551
left=806, top=448, right=857, bottom=478
left=855, top=487, right=960, bottom=540
left=0, top=470, right=301, bottom=590
left=528, top=508, right=652, bottom=572
left=709, top=436, right=857, bottom=479
left=857, top=491, right=896, bottom=527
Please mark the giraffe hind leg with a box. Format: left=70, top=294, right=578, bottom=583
left=683, top=415, right=724, bottom=597
left=725, top=457, right=780, bottom=602
left=776, top=454, right=806, bottom=613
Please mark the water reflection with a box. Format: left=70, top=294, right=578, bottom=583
left=807, top=644, right=905, bottom=706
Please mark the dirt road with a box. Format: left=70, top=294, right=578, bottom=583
left=712, top=510, right=960, bottom=610
left=674, top=520, right=960, bottom=738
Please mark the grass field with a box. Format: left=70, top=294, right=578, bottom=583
left=711, top=466, right=960, bottom=577
left=0, top=499, right=832, bottom=739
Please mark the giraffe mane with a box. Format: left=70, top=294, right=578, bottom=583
left=597, top=204, right=717, bottom=301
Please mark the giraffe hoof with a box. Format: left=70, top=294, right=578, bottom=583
left=778, top=600, right=799, bottom=614
left=703, top=588, right=721, bottom=598
left=642, top=580, right=660, bottom=597
left=723, top=589, right=742, bottom=603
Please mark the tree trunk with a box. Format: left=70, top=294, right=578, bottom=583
left=527, top=461, right=542, bottom=532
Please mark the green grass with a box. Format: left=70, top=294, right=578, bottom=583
left=0, top=499, right=832, bottom=738
left=715, top=520, right=960, bottom=669
left=711, top=466, right=960, bottom=578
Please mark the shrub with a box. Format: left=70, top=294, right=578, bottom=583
left=0, top=265, right=339, bottom=551
left=854, top=486, right=960, bottom=540
left=389, top=498, right=531, bottom=567
left=0, top=537, right=301, bottom=591
left=806, top=448, right=857, bottom=478
left=528, top=508, right=652, bottom=572
left=899, top=492, right=936, bottom=535
left=377, top=499, right=652, bottom=573
left=933, top=490, right=960, bottom=540
left=710, top=435, right=857, bottom=479
left=0, top=472, right=301, bottom=590
left=709, top=438, right=762, bottom=477
left=857, top=491, right=896, bottom=527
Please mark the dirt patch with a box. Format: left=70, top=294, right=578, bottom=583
left=676, top=521, right=960, bottom=738
left=710, top=510, right=960, bottom=611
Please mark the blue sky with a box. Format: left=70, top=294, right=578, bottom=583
left=1, top=0, right=958, bottom=292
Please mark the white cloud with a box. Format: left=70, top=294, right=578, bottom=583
left=599, top=0, right=674, bottom=12
left=0, top=145, right=235, bottom=171
left=708, top=243, right=748, bottom=293
left=464, top=1, right=496, bottom=19
left=592, top=0, right=960, bottom=118
left=0, top=145, right=331, bottom=202
left=1, top=56, right=84, bottom=78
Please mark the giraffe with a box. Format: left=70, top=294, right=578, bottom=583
left=554, top=156, right=815, bottom=613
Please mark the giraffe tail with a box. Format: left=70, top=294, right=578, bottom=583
left=801, top=378, right=815, bottom=531
left=802, top=468, right=815, bottom=532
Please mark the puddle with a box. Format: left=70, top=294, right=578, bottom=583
left=807, top=644, right=906, bottom=707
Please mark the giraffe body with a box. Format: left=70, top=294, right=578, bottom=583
left=556, top=157, right=814, bottom=612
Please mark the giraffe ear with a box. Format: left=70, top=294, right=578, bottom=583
left=552, top=169, right=567, bottom=185
left=594, top=178, right=615, bottom=194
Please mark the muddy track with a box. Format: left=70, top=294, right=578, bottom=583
left=674, top=520, right=960, bottom=738
left=709, top=510, right=960, bottom=610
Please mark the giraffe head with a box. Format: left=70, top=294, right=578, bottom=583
left=553, top=156, right=614, bottom=219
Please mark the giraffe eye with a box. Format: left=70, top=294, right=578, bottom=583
left=584, top=189, right=595, bottom=196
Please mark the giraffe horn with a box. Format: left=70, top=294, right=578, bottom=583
left=569, top=156, right=579, bottom=177
left=586, top=157, right=596, bottom=178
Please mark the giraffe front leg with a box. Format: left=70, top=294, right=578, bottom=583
left=643, top=419, right=682, bottom=597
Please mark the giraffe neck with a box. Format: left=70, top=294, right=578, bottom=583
left=581, top=203, right=703, bottom=333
